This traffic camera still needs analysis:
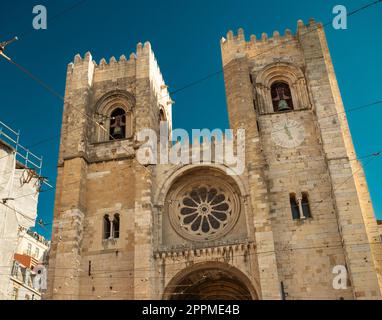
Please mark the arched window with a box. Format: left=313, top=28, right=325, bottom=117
left=103, top=214, right=120, bottom=241
left=109, top=108, right=126, bottom=140
left=159, top=109, right=166, bottom=122
left=159, top=107, right=171, bottom=141
left=103, top=215, right=111, bottom=239
left=271, top=82, right=294, bottom=112
left=301, top=192, right=312, bottom=218
left=112, top=214, right=120, bottom=239
left=290, top=193, right=300, bottom=220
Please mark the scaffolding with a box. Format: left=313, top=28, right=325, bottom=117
left=0, top=119, right=50, bottom=187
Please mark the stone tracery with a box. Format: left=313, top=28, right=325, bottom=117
left=167, top=173, right=241, bottom=242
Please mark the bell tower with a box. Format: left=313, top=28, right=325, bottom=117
left=46, top=19, right=381, bottom=301
left=221, top=19, right=382, bottom=299
left=46, top=42, right=173, bottom=299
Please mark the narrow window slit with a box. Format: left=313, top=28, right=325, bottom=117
left=290, top=193, right=300, bottom=220
left=103, top=214, right=111, bottom=239
left=301, top=192, right=312, bottom=218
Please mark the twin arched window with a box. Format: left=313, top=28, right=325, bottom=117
left=290, top=192, right=312, bottom=220
left=103, top=214, right=120, bottom=240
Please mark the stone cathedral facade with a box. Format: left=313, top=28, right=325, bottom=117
left=46, top=19, right=382, bottom=300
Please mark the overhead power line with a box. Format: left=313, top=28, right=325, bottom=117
left=0, top=236, right=381, bottom=274
left=0, top=0, right=381, bottom=236
left=0, top=96, right=379, bottom=167
left=167, top=0, right=382, bottom=96
left=2, top=0, right=89, bottom=41
left=0, top=0, right=380, bottom=156
left=7, top=149, right=381, bottom=233
left=8, top=58, right=64, bottom=99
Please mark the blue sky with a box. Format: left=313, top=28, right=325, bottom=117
left=0, top=0, right=381, bottom=238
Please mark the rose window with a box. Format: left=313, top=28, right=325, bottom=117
left=168, top=180, right=240, bottom=241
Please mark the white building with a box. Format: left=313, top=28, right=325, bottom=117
left=10, top=227, right=50, bottom=300
left=0, top=120, right=48, bottom=300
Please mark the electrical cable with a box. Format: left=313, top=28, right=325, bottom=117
left=160, top=0, right=382, bottom=97
left=0, top=0, right=381, bottom=276
left=2, top=0, right=89, bottom=41
left=1, top=0, right=381, bottom=158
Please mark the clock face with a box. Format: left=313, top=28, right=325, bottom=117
left=271, top=119, right=305, bottom=148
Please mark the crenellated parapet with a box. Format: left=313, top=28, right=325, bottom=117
left=220, top=18, right=323, bottom=67
left=59, top=41, right=173, bottom=164
left=65, top=41, right=172, bottom=112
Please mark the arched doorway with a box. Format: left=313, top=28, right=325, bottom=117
left=163, top=262, right=257, bottom=300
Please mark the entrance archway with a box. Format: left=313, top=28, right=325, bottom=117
left=163, top=262, right=257, bottom=300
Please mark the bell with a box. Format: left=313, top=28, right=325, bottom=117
left=277, top=99, right=291, bottom=111
left=113, top=125, right=122, bottom=138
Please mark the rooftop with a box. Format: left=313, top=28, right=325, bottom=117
left=18, top=226, right=50, bottom=246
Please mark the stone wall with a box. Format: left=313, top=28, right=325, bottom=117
left=221, top=19, right=381, bottom=299
left=47, top=19, right=382, bottom=300
left=46, top=42, right=172, bottom=300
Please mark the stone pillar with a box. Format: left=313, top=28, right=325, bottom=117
left=222, top=53, right=281, bottom=299
left=47, top=52, right=94, bottom=300
left=49, top=158, right=87, bottom=299
left=132, top=42, right=156, bottom=299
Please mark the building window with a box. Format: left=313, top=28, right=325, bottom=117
left=290, top=193, right=300, bottom=220
left=24, top=269, right=32, bottom=287
left=12, top=287, right=18, bottom=300
left=290, top=192, right=312, bottom=220
left=159, top=107, right=171, bottom=141
left=11, top=261, right=19, bottom=277
left=271, top=82, right=294, bottom=112
left=34, top=247, right=39, bottom=259
left=94, top=91, right=135, bottom=143
left=168, top=181, right=240, bottom=242
left=109, top=108, right=126, bottom=140
left=159, top=108, right=166, bottom=122
left=301, top=192, right=312, bottom=218
left=103, top=214, right=120, bottom=240
left=112, top=214, right=120, bottom=239
left=103, top=215, right=111, bottom=239
left=26, top=243, right=32, bottom=256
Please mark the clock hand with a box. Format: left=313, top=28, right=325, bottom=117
left=284, top=124, right=293, bottom=140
